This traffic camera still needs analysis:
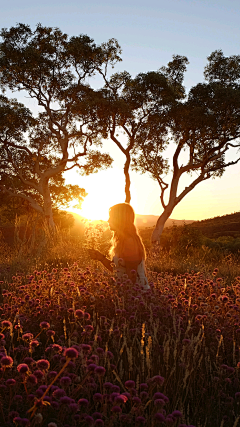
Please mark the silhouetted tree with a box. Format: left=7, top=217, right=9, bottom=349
left=131, top=51, right=240, bottom=242
left=0, top=24, right=120, bottom=227
left=95, top=56, right=187, bottom=202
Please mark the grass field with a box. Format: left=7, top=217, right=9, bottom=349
left=0, top=220, right=240, bottom=427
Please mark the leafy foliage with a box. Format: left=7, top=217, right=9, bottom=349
left=0, top=24, right=119, bottom=225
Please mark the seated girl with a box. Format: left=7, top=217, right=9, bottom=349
left=88, top=203, right=149, bottom=290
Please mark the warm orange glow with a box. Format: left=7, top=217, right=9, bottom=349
left=68, top=196, right=109, bottom=221
left=64, top=167, right=127, bottom=221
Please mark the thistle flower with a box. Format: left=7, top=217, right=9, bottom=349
left=6, top=378, right=16, bottom=386
left=60, top=376, right=72, bottom=386
left=111, top=385, right=120, bottom=393
left=151, top=375, right=165, bottom=385
left=1, top=356, right=13, bottom=367
left=136, top=417, right=146, bottom=424
left=111, top=405, right=122, bottom=413
left=17, top=364, right=29, bottom=374
left=36, top=359, right=50, bottom=370
left=84, top=415, right=94, bottom=426
left=40, top=321, right=50, bottom=329
left=23, top=357, right=34, bottom=366
left=53, top=389, right=66, bottom=399
left=94, top=366, right=106, bottom=376
left=52, top=344, right=62, bottom=353
left=103, top=382, right=113, bottom=389
left=93, top=393, right=103, bottom=402
left=34, top=370, right=44, bottom=380
left=153, top=392, right=169, bottom=403
left=125, top=380, right=135, bottom=389
left=46, top=330, right=55, bottom=337
left=63, top=347, right=79, bottom=359
left=59, top=396, right=73, bottom=405
left=154, top=398, right=165, bottom=407
left=22, top=333, right=33, bottom=341
left=13, top=418, right=30, bottom=426
left=1, top=320, right=12, bottom=328
left=27, top=374, right=38, bottom=385
left=140, top=383, right=148, bottom=390
left=115, top=395, right=128, bottom=404
left=172, top=410, right=183, bottom=418
left=155, top=413, right=165, bottom=422
left=78, top=398, right=89, bottom=406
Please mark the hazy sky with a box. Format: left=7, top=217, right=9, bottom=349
left=1, top=0, right=240, bottom=220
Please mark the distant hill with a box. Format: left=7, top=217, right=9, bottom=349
left=188, top=212, right=240, bottom=239
left=135, top=214, right=194, bottom=229
left=69, top=211, right=195, bottom=234
left=59, top=210, right=240, bottom=240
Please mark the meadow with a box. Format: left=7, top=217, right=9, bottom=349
left=0, top=220, right=240, bottom=427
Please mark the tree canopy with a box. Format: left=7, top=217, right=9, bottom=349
left=93, top=55, right=188, bottom=203
left=131, top=50, right=240, bottom=242
left=0, top=24, right=120, bottom=226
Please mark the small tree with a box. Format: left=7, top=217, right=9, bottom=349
left=131, top=51, right=240, bottom=242
left=0, top=24, right=120, bottom=227
left=95, top=56, right=187, bottom=202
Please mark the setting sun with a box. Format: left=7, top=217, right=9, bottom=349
left=69, top=196, right=110, bottom=221
left=65, top=167, right=128, bottom=221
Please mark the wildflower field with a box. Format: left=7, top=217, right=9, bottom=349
left=1, top=224, right=240, bottom=427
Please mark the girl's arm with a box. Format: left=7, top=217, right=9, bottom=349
left=88, top=249, right=113, bottom=272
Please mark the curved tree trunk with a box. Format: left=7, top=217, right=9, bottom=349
left=151, top=205, right=175, bottom=244
left=124, top=154, right=131, bottom=203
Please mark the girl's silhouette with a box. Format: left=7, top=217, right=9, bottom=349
left=88, top=203, right=149, bottom=290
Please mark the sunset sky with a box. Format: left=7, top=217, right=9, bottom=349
left=1, top=0, right=240, bottom=221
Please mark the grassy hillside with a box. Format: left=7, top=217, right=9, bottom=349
left=188, top=211, right=240, bottom=238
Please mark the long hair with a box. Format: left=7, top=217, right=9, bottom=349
left=109, top=203, right=146, bottom=260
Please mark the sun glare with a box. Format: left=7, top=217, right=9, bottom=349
left=67, top=195, right=110, bottom=221
left=64, top=168, right=128, bottom=221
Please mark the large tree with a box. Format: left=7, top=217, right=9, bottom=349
left=95, top=56, right=187, bottom=202
left=0, top=24, right=120, bottom=227
left=131, top=51, right=240, bottom=242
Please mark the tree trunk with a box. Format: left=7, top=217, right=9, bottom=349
left=124, top=154, right=131, bottom=204
left=42, top=181, right=55, bottom=230
left=151, top=205, right=175, bottom=243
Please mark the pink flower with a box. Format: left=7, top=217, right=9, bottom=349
left=125, top=380, right=135, bottom=389
left=17, top=364, right=29, bottom=374
left=6, top=378, right=16, bottom=386
left=93, top=393, right=103, bottom=402
left=172, top=410, right=183, bottom=418
left=40, top=321, right=50, bottom=329
left=27, top=375, right=38, bottom=385
left=1, top=356, right=13, bottom=367
left=34, top=370, right=44, bottom=380
left=136, top=417, right=146, bottom=424
left=155, top=413, right=165, bottom=422
left=151, top=375, right=165, bottom=385
left=64, top=347, right=79, bottom=359
left=111, top=405, right=122, bottom=413
left=22, top=333, right=34, bottom=341
left=78, top=398, right=89, bottom=406
left=1, top=320, right=12, bottom=328
left=60, top=376, right=72, bottom=386
left=76, top=309, right=84, bottom=318
left=36, top=359, right=50, bottom=370
left=94, top=366, right=106, bottom=376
